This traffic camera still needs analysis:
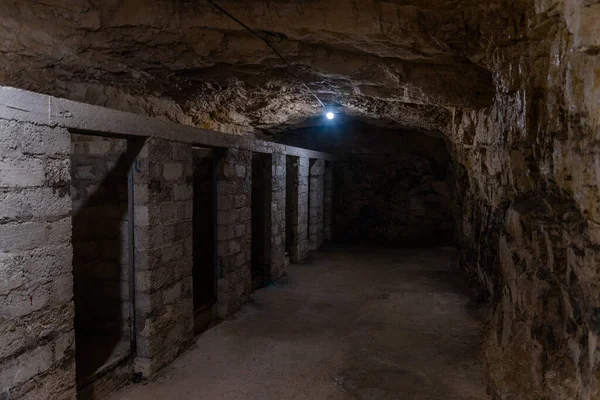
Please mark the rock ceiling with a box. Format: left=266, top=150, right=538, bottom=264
left=0, top=0, right=506, bottom=135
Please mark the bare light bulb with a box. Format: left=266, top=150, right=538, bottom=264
left=326, top=112, right=335, bottom=120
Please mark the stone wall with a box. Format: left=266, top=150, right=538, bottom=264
left=334, top=153, right=453, bottom=244
left=270, top=153, right=287, bottom=280
left=216, top=148, right=252, bottom=318
left=281, top=122, right=453, bottom=244
left=323, top=161, right=333, bottom=241
left=132, top=138, right=194, bottom=377
left=0, top=119, right=75, bottom=399
left=0, top=93, right=334, bottom=399
left=450, top=1, right=600, bottom=399
left=285, top=156, right=310, bottom=263
left=308, top=159, right=325, bottom=250
left=297, top=158, right=310, bottom=261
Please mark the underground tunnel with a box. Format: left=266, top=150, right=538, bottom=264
left=0, top=1, right=599, bottom=399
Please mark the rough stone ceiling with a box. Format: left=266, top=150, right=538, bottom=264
left=0, top=0, right=498, bottom=134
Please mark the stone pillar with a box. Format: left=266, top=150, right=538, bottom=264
left=308, top=159, right=325, bottom=250
left=323, top=161, right=333, bottom=241
left=132, top=138, right=194, bottom=378
left=216, top=148, right=252, bottom=319
left=295, top=157, right=310, bottom=262
left=0, top=119, right=76, bottom=399
left=270, top=153, right=286, bottom=281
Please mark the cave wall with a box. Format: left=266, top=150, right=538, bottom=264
left=450, top=1, right=600, bottom=398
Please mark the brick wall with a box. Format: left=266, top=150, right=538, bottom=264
left=0, top=119, right=76, bottom=399
left=308, top=159, right=325, bottom=250
left=215, top=149, right=252, bottom=318
left=132, top=138, right=194, bottom=377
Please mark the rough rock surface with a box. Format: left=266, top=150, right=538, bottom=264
left=0, top=0, right=495, bottom=134
left=1, top=0, right=600, bottom=399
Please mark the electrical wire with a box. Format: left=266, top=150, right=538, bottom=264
left=206, top=0, right=326, bottom=108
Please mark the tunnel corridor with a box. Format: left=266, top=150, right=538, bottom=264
left=1, top=1, right=599, bottom=399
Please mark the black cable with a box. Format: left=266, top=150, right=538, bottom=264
left=206, top=0, right=326, bottom=108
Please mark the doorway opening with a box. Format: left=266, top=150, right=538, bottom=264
left=251, top=153, right=272, bottom=292
left=192, top=147, right=219, bottom=334
left=71, top=133, right=136, bottom=390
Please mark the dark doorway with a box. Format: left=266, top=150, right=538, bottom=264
left=285, top=155, right=299, bottom=265
left=71, top=133, right=137, bottom=388
left=251, top=153, right=272, bottom=292
left=192, top=148, right=219, bottom=334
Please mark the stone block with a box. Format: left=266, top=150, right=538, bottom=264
left=0, top=187, right=71, bottom=222
left=45, top=157, right=70, bottom=187
left=0, top=121, right=70, bottom=157
left=217, top=225, right=234, bottom=241
left=0, top=158, right=45, bottom=188
left=173, top=184, right=192, bottom=201
left=162, top=163, right=183, bottom=181
left=0, top=221, right=48, bottom=251
left=235, top=165, right=246, bottom=177
left=134, top=205, right=150, bottom=226
left=217, top=210, right=237, bottom=226
left=217, top=194, right=232, bottom=210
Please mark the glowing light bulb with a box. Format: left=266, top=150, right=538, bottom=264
left=326, top=112, right=335, bottom=120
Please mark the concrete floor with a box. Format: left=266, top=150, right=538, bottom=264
left=110, top=246, right=490, bottom=400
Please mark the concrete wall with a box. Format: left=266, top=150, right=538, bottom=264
left=216, top=149, right=252, bottom=318
left=308, top=159, right=325, bottom=250
left=132, top=138, right=194, bottom=377
left=0, top=119, right=76, bottom=399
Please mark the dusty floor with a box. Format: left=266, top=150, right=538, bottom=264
left=110, top=246, right=490, bottom=400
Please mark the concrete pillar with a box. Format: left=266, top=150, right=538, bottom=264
left=215, top=148, right=252, bottom=319
left=132, top=138, right=194, bottom=378
left=0, top=119, right=76, bottom=399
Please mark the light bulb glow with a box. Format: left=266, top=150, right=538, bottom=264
left=326, top=112, right=335, bottom=120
